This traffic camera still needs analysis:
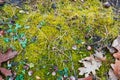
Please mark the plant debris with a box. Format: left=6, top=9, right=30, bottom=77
left=0, top=49, right=18, bottom=79
left=108, top=36, right=120, bottom=79
left=108, top=69, right=118, bottom=80
left=78, top=76, right=93, bottom=80
left=78, top=50, right=106, bottom=77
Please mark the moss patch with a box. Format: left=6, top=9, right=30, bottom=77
left=0, top=0, right=119, bottom=79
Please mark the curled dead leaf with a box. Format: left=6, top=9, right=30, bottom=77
left=111, top=59, right=120, bottom=78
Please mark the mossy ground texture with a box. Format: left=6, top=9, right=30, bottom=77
left=0, top=0, right=120, bottom=80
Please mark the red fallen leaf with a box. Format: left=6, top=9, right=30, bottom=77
left=111, top=59, right=120, bottom=78
left=0, top=49, right=18, bottom=66
left=0, top=67, right=12, bottom=77
left=78, top=76, right=93, bottom=80
left=113, top=52, right=120, bottom=60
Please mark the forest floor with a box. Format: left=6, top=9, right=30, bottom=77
left=0, top=0, right=120, bottom=80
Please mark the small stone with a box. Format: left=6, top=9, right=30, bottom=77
left=70, top=76, right=76, bottom=80
left=52, top=71, right=56, bottom=76
left=103, top=2, right=111, bottom=8
left=19, top=10, right=25, bottom=14
left=87, top=46, right=92, bottom=50
left=26, top=11, right=29, bottom=14
left=72, top=45, right=77, bottom=50
left=28, top=70, right=33, bottom=76
left=36, top=75, right=41, bottom=80
left=0, top=30, right=4, bottom=36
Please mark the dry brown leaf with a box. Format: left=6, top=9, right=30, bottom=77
left=93, top=51, right=106, bottom=61
left=78, top=76, right=93, bottom=80
left=78, top=55, right=102, bottom=77
left=111, top=59, right=120, bottom=78
left=0, top=49, right=18, bottom=79
left=0, top=68, right=12, bottom=77
left=0, top=49, right=18, bottom=66
left=112, top=36, right=120, bottom=52
left=108, top=69, right=118, bottom=80
left=113, top=52, right=120, bottom=59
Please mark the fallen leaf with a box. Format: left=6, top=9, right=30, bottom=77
left=111, top=59, right=120, bottom=78
left=0, top=49, right=18, bottom=78
left=103, top=2, right=111, bottom=8
left=78, top=55, right=102, bottom=77
left=113, top=52, right=120, bottom=60
left=0, top=67, right=12, bottom=77
left=112, top=36, right=120, bottom=52
left=108, top=69, right=118, bottom=80
left=0, top=49, right=18, bottom=65
left=78, top=76, right=93, bottom=80
left=107, top=46, right=117, bottom=54
left=69, top=76, right=75, bottom=80
left=93, top=50, right=106, bottom=61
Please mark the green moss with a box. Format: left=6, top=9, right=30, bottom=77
left=0, top=0, right=119, bottom=79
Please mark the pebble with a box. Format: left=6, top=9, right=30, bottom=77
left=19, top=10, right=25, bottom=14
left=28, top=70, right=33, bottom=76
left=72, top=45, right=77, bottom=50
left=52, top=71, right=56, bottom=76
left=0, top=30, right=4, bottom=36
left=103, top=2, right=111, bottom=8
left=70, top=76, right=76, bottom=80
left=35, top=75, right=41, bottom=80
left=87, top=46, right=92, bottom=50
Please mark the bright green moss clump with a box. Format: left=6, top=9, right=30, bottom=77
left=0, top=0, right=119, bottom=79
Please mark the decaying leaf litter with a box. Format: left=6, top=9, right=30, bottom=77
left=1, top=0, right=120, bottom=80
